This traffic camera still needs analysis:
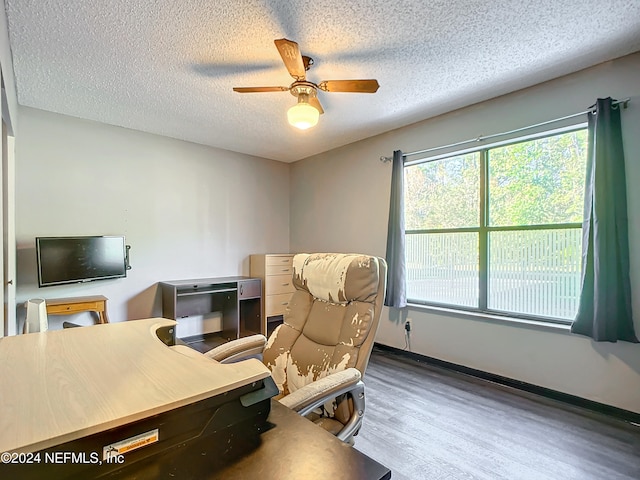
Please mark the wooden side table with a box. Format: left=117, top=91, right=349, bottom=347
left=45, top=295, right=109, bottom=324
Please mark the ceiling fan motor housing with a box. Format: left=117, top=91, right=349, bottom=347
left=290, top=82, right=318, bottom=99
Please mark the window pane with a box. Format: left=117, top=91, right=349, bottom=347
left=406, top=232, right=478, bottom=307
left=488, top=130, right=587, bottom=226
left=488, top=229, right=582, bottom=319
left=405, top=153, right=479, bottom=230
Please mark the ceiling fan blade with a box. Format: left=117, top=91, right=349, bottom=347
left=318, top=79, right=380, bottom=93
left=274, top=38, right=306, bottom=81
left=233, top=86, right=289, bottom=93
left=309, top=96, right=324, bottom=115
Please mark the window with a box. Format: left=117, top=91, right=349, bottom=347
left=404, top=127, right=588, bottom=323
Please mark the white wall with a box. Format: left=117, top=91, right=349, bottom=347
left=15, top=107, right=290, bottom=330
left=290, top=52, right=640, bottom=414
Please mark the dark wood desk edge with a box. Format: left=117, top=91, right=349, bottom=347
left=116, top=399, right=391, bottom=480
left=263, top=401, right=392, bottom=480
left=160, top=276, right=258, bottom=286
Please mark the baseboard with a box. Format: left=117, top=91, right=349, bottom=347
left=373, top=343, right=640, bottom=426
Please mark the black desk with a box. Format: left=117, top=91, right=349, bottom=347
left=160, top=277, right=262, bottom=340
left=118, top=400, right=391, bottom=480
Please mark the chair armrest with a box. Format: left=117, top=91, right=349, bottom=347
left=279, top=368, right=361, bottom=415
left=203, top=334, right=267, bottom=363
left=279, top=368, right=366, bottom=443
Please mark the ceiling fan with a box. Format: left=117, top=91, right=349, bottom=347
left=233, top=38, right=380, bottom=130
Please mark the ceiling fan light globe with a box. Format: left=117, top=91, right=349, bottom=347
left=287, top=102, right=319, bottom=130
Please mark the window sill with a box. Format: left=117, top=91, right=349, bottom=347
left=406, top=302, right=573, bottom=333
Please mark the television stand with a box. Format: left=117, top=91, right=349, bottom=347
left=45, top=295, right=109, bottom=324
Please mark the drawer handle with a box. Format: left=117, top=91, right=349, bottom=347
left=281, top=302, right=289, bottom=306
left=281, top=283, right=290, bottom=286
left=282, top=259, right=288, bottom=262
left=281, top=269, right=290, bottom=272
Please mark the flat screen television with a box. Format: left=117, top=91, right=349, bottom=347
left=36, top=236, right=127, bottom=287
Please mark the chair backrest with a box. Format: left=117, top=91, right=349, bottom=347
left=263, top=253, right=386, bottom=397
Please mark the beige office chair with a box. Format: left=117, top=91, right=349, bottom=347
left=205, top=253, right=386, bottom=443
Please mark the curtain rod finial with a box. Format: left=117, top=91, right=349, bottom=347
left=380, top=156, right=392, bottom=163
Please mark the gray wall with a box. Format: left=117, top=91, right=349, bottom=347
left=11, top=53, right=640, bottom=414
left=290, top=52, right=640, bottom=414
left=15, top=107, right=290, bottom=330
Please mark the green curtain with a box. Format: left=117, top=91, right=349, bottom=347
left=571, top=98, right=637, bottom=342
left=384, top=150, right=407, bottom=308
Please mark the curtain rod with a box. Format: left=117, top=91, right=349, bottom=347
left=379, top=98, right=630, bottom=163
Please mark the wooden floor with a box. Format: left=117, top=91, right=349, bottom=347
left=354, top=347, right=640, bottom=480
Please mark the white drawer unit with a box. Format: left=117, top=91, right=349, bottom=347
left=265, top=293, right=294, bottom=317
left=250, top=254, right=295, bottom=336
left=266, top=274, right=295, bottom=296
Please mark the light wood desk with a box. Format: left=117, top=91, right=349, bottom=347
left=0, top=319, right=391, bottom=480
left=0, top=318, right=270, bottom=455
left=45, top=295, right=110, bottom=324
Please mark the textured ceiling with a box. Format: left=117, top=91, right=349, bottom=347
left=4, top=0, right=640, bottom=162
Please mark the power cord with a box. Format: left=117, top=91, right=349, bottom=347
left=403, top=320, right=411, bottom=351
